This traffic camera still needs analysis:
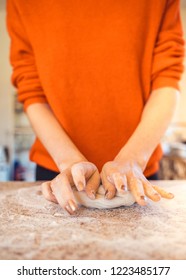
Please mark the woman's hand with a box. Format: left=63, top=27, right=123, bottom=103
left=41, top=161, right=100, bottom=214
left=100, top=160, right=174, bottom=206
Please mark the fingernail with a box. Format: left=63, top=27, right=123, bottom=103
left=105, top=190, right=111, bottom=199
left=68, top=199, right=77, bottom=212
left=168, top=193, right=174, bottom=199
left=77, top=181, right=84, bottom=191
left=119, top=184, right=128, bottom=192
left=154, top=193, right=161, bottom=201
left=65, top=205, right=73, bottom=215
left=89, top=191, right=95, bottom=199
left=140, top=196, right=147, bottom=206
left=124, top=185, right=128, bottom=191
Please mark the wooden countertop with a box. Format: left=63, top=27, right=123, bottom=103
left=0, top=181, right=186, bottom=260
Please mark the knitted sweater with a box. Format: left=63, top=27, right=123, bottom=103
left=7, top=0, right=185, bottom=175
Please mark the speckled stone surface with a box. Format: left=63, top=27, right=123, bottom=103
left=0, top=181, right=186, bottom=260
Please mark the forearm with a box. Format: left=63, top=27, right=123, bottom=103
left=26, top=103, right=86, bottom=171
left=115, top=87, right=179, bottom=170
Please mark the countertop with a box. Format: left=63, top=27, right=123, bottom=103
left=0, top=181, right=186, bottom=260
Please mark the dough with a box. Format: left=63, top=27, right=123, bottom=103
left=74, top=185, right=135, bottom=208
left=17, top=185, right=135, bottom=210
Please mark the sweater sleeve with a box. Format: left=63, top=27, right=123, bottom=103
left=6, top=0, right=48, bottom=111
left=151, top=0, right=185, bottom=91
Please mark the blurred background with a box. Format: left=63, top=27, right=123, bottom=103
left=0, top=0, right=186, bottom=181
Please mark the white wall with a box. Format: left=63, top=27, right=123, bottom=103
left=0, top=2, right=14, bottom=155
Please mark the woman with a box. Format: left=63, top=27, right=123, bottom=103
left=7, top=0, right=185, bottom=214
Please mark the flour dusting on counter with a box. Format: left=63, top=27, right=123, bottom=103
left=0, top=181, right=186, bottom=260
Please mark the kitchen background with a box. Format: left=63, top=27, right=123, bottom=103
left=0, top=0, right=186, bottom=181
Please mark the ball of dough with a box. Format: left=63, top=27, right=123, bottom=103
left=73, top=185, right=135, bottom=209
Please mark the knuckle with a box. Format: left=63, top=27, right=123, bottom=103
left=88, top=162, right=97, bottom=169
left=106, top=174, right=113, bottom=183
left=72, top=162, right=84, bottom=172
left=41, top=182, right=51, bottom=193
left=112, top=172, right=121, bottom=179
left=43, top=192, right=52, bottom=201
left=41, top=183, right=46, bottom=190
left=41, top=181, right=48, bottom=188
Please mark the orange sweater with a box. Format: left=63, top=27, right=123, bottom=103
left=7, top=0, right=185, bottom=176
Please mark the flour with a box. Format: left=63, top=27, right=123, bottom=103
left=1, top=181, right=186, bottom=260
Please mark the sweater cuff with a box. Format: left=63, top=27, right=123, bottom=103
left=151, top=77, right=181, bottom=92
left=23, top=96, right=48, bottom=111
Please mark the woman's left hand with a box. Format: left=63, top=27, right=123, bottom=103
left=100, top=160, right=174, bottom=206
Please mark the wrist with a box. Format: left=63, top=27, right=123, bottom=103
left=57, top=154, right=87, bottom=172
left=114, top=149, right=149, bottom=172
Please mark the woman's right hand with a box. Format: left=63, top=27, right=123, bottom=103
left=41, top=161, right=100, bottom=215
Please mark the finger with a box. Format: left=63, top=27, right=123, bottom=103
left=51, top=173, right=78, bottom=214
left=142, top=181, right=161, bottom=202
left=128, top=177, right=146, bottom=206
left=41, top=181, right=58, bottom=204
left=152, top=185, right=174, bottom=199
left=85, top=169, right=100, bottom=199
left=71, top=164, right=86, bottom=191
left=112, top=172, right=128, bottom=192
left=101, top=170, right=116, bottom=199
left=123, top=175, right=128, bottom=190
left=71, top=162, right=97, bottom=191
